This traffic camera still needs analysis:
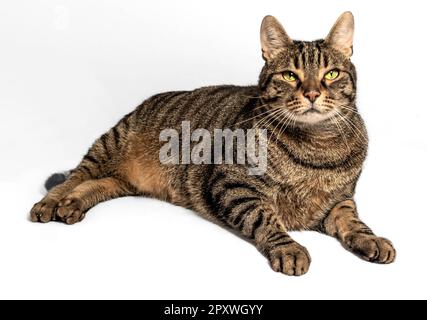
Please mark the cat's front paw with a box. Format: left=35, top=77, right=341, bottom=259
left=268, top=242, right=311, bottom=276
left=30, top=198, right=57, bottom=223
left=344, top=234, right=396, bottom=264
left=56, top=196, right=86, bottom=225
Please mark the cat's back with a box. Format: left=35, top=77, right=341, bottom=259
left=136, top=85, right=258, bottom=132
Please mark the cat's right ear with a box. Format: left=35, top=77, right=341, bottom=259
left=260, top=15, right=292, bottom=61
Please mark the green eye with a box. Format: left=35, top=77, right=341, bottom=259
left=324, top=70, right=339, bottom=80
left=283, top=71, right=297, bottom=82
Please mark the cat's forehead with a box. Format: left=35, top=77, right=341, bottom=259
left=276, top=40, right=343, bottom=71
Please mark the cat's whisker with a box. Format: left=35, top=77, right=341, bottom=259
left=257, top=112, right=283, bottom=134
left=339, top=105, right=363, bottom=116
left=330, top=111, right=351, bottom=154
left=269, top=109, right=290, bottom=143
left=335, top=113, right=368, bottom=149
left=274, top=110, right=295, bottom=145
left=251, top=104, right=270, bottom=112
left=334, top=109, right=368, bottom=144
left=253, top=107, right=285, bottom=129
left=253, top=112, right=279, bottom=131
left=235, top=106, right=281, bottom=126
left=268, top=109, right=289, bottom=145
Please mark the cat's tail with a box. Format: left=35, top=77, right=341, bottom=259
left=44, top=171, right=71, bottom=191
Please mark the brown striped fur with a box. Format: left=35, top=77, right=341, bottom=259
left=30, top=12, right=395, bottom=276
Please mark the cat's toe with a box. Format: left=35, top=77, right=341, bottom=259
left=30, top=199, right=56, bottom=223
left=268, top=242, right=311, bottom=276
left=56, top=196, right=85, bottom=225
left=345, top=234, right=396, bottom=264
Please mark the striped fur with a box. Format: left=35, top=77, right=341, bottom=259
left=30, top=12, right=395, bottom=276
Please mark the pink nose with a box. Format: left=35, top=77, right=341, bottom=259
left=304, top=90, right=320, bottom=103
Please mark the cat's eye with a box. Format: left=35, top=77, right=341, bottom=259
left=283, top=71, right=297, bottom=82
left=324, top=70, right=340, bottom=81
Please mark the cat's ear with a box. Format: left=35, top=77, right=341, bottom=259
left=325, top=11, right=354, bottom=57
left=260, top=15, right=292, bottom=61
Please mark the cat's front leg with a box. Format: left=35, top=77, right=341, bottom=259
left=221, top=200, right=311, bottom=276
left=322, top=199, right=396, bottom=264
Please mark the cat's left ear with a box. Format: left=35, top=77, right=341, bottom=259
left=325, top=11, right=354, bottom=57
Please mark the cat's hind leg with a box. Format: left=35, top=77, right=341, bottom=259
left=54, top=177, right=137, bottom=224
left=321, top=199, right=396, bottom=264
left=30, top=118, right=133, bottom=222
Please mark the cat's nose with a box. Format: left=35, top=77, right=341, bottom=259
left=304, top=90, right=320, bottom=103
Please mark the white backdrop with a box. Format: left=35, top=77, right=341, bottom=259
left=1, top=0, right=426, bottom=299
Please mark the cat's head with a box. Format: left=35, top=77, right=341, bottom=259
left=258, top=12, right=356, bottom=126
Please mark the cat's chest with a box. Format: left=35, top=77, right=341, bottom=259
left=275, top=166, right=357, bottom=230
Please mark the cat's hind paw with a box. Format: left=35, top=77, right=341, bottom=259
left=56, top=196, right=86, bottom=225
left=30, top=199, right=57, bottom=223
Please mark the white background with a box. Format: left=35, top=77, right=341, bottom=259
left=0, top=0, right=426, bottom=300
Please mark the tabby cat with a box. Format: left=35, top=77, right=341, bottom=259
left=30, top=12, right=396, bottom=276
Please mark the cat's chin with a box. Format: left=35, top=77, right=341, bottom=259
left=293, top=112, right=332, bottom=125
